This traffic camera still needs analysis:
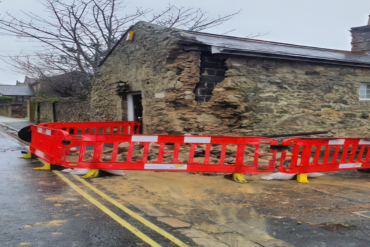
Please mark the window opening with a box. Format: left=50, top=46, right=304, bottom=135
left=132, top=143, right=144, bottom=162
left=243, top=145, right=256, bottom=166
left=209, top=144, right=222, bottom=164
left=67, top=146, right=80, bottom=163
left=101, top=143, right=114, bottom=161
left=194, top=144, right=207, bottom=163
left=225, top=144, right=237, bottom=164
left=116, top=142, right=129, bottom=161
left=84, top=145, right=94, bottom=162
left=163, top=143, right=175, bottom=163
left=360, top=85, right=370, bottom=100
left=178, top=144, right=190, bottom=163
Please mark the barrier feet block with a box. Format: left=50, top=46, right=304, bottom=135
left=18, top=152, right=32, bottom=159
left=33, top=159, right=51, bottom=171
left=82, top=169, right=99, bottom=178
left=232, top=173, right=248, bottom=184
left=297, top=173, right=309, bottom=183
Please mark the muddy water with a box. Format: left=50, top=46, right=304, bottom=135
left=86, top=168, right=370, bottom=246
left=90, top=171, right=293, bottom=246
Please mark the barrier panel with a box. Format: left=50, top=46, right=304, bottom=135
left=278, top=138, right=370, bottom=174
left=29, top=125, right=69, bottom=165
left=30, top=125, right=278, bottom=174
left=29, top=121, right=141, bottom=165
left=60, top=134, right=278, bottom=174
left=38, top=121, right=141, bottom=135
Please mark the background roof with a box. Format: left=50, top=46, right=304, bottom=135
left=0, top=85, right=35, bottom=96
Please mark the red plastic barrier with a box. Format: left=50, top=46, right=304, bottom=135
left=38, top=121, right=141, bottom=135
left=31, top=125, right=278, bottom=173
left=278, top=138, right=370, bottom=174
left=29, top=125, right=69, bottom=165
left=61, top=134, right=277, bottom=173
left=29, top=121, right=141, bottom=165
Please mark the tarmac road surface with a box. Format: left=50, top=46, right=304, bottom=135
left=0, top=115, right=33, bottom=131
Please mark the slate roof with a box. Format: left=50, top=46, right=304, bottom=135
left=185, top=31, right=370, bottom=67
left=99, top=21, right=370, bottom=68
left=0, top=85, right=35, bottom=96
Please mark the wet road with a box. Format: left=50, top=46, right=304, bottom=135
left=0, top=116, right=33, bottom=131
left=0, top=129, right=193, bottom=246
left=2, top=123, right=370, bottom=246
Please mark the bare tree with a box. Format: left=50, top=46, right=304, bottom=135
left=0, top=0, right=239, bottom=97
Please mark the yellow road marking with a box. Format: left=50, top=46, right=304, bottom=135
left=53, top=171, right=160, bottom=247
left=34, top=158, right=50, bottom=170
left=72, top=174, right=189, bottom=247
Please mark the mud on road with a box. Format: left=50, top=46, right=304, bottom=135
left=88, top=168, right=370, bottom=247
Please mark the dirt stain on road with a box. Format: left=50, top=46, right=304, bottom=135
left=91, top=171, right=293, bottom=246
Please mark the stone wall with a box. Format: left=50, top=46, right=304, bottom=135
left=35, top=98, right=89, bottom=123
left=200, top=56, right=370, bottom=137
left=155, top=52, right=370, bottom=137
left=0, top=103, right=27, bottom=118
left=163, top=54, right=370, bottom=137
left=39, top=102, right=54, bottom=123
left=55, top=98, right=90, bottom=122
left=90, top=22, right=184, bottom=133
left=28, top=101, right=36, bottom=122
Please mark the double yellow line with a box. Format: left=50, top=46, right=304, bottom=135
left=54, top=171, right=189, bottom=247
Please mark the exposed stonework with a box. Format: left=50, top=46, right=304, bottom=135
left=39, top=102, right=54, bottom=123
left=90, top=22, right=185, bottom=133
left=210, top=57, right=370, bottom=137
left=55, top=98, right=90, bottom=122
left=33, top=98, right=90, bottom=123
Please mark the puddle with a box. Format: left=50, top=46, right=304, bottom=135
left=317, top=223, right=356, bottom=232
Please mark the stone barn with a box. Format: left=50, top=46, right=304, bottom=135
left=88, top=19, right=370, bottom=137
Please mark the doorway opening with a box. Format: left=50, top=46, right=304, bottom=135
left=127, top=93, right=143, bottom=133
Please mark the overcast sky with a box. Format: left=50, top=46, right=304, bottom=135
left=1, top=0, right=370, bottom=84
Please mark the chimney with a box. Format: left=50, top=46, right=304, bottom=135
left=351, top=16, right=370, bottom=53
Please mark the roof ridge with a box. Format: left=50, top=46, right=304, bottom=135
left=184, top=30, right=353, bottom=54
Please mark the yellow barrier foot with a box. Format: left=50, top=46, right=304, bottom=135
left=18, top=152, right=32, bottom=159
left=232, top=173, right=248, bottom=184
left=33, top=159, right=51, bottom=171
left=82, top=169, right=99, bottom=178
left=297, top=173, right=309, bottom=183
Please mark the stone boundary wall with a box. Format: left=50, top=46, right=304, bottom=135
left=55, top=98, right=90, bottom=122
left=0, top=103, right=28, bottom=118
left=0, top=104, right=13, bottom=118
left=39, top=102, right=54, bottom=123
left=35, top=98, right=90, bottom=123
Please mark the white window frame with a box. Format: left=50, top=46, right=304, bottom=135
left=360, top=85, right=370, bottom=101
